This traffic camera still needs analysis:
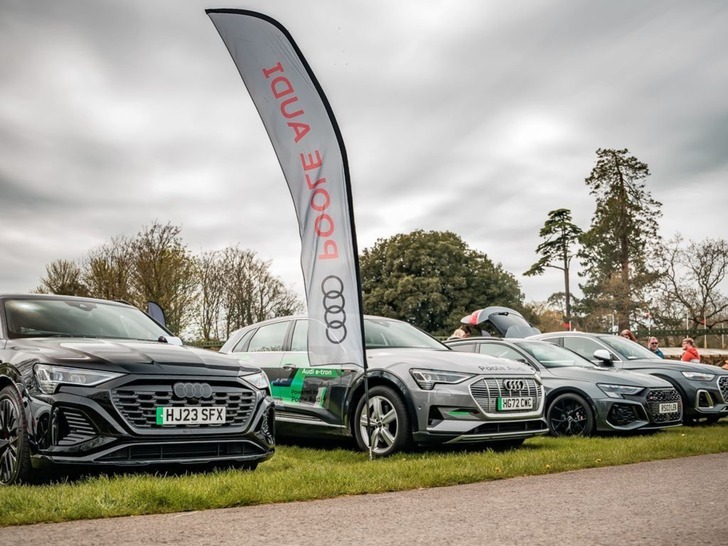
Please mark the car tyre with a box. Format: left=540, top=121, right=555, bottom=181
left=353, top=386, right=411, bottom=457
left=0, top=385, right=32, bottom=485
left=547, top=392, right=595, bottom=437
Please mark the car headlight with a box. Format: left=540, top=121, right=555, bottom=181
left=682, top=371, right=715, bottom=381
left=34, top=364, right=123, bottom=395
left=597, top=383, right=645, bottom=399
left=240, top=370, right=270, bottom=390
left=410, top=369, right=474, bottom=390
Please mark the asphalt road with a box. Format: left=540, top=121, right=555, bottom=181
left=2, top=453, right=727, bottom=545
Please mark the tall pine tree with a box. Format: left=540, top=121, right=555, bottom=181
left=578, top=148, right=662, bottom=331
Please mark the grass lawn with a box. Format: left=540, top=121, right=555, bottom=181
left=2, top=422, right=727, bottom=527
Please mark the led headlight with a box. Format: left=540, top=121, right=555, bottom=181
left=597, top=383, right=644, bottom=399
left=240, top=370, right=270, bottom=390
left=682, top=371, right=715, bottom=381
left=410, top=369, right=474, bottom=391
left=34, top=364, right=123, bottom=395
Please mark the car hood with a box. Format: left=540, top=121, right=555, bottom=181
left=547, top=366, right=672, bottom=387
left=7, top=338, right=254, bottom=375
left=367, top=348, right=537, bottom=376
left=620, top=358, right=728, bottom=375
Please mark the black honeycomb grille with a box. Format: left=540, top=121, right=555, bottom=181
left=111, top=382, right=256, bottom=429
left=645, top=388, right=682, bottom=423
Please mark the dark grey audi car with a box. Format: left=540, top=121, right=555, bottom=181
left=445, top=337, right=682, bottom=436
left=220, top=315, right=549, bottom=456
left=530, top=331, right=728, bottom=425
left=0, top=294, right=275, bottom=485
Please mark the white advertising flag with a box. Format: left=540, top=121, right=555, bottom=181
left=207, top=9, right=365, bottom=368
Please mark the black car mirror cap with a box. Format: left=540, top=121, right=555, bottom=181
left=593, top=349, right=614, bottom=365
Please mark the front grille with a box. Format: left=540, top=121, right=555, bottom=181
left=645, top=388, right=682, bottom=423
left=111, top=381, right=257, bottom=430
left=470, top=377, right=542, bottom=415
left=97, top=440, right=267, bottom=462
left=718, top=377, right=728, bottom=403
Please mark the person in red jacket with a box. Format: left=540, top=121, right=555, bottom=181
left=681, top=337, right=701, bottom=363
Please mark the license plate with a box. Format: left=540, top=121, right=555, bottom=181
left=497, top=397, right=534, bottom=411
left=659, top=402, right=679, bottom=414
left=155, top=406, right=226, bottom=425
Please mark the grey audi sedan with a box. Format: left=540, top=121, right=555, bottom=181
left=445, top=337, right=682, bottom=436
left=530, top=331, right=728, bottom=425
left=220, top=315, right=549, bottom=456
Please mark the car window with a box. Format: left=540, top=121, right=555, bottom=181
left=3, top=298, right=169, bottom=341
left=478, top=344, right=525, bottom=362
left=231, top=328, right=256, bottom=353
left=247, top=321, right=289, bottom=352
left=516, top=341, right=592, bottom=368
left=562, top=337, right=607, bottom=361
left=363, top=317, right=445, bottom=350
left=290, top=319, right=308, bottom=352
left=599, top=335, right=662, bottom=360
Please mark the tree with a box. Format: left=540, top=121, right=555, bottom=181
left=36, top=259, right=87, bottom=296
left=359, top=230, right=523, bottom=336
left=578, top=148, right=662, bottom=331
left=652, top=235, right=728, bottom=333
left=524, top=208, right=582, bottom=324
left=36, top=222, right=303, bottom=341
left=129, top=221, right=198, bottom=335
left=221, top=246, right=303, bottom=337
left=194, top=250, right=227, bottom=341
left=83, top=236, right=135, bottom=302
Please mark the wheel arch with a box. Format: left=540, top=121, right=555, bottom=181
left=346, top=370, right=417, bottom=437
left=545, top=386, right=598, bottom=418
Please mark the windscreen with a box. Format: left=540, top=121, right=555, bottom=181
left=515, top=341, right=594, bottom=368
left=599, top=335, right=662, bottom=360
left=363, top=317, right=446, bottom=350
left=3, top=298, right=170, bottom=341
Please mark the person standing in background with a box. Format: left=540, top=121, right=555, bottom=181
left=620, top=329, right=637, bottom=342
left=648, top=336, right=664, bottom=358
left=681, top=337, right=700, bottom=363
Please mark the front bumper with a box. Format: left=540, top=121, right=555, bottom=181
left=25, top=375, right=276, bottom=467
left=593, top=387, right=683, bottom=432
left=410, top=375, right=549, bottom=444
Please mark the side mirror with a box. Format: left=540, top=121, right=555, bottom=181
left=593, top=349, right=614, bottom=366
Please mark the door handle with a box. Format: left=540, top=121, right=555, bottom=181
left=282, top=363, right=298, bottom=370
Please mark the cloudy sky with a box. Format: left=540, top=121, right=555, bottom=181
left=2, top=0, right=727, bottom=305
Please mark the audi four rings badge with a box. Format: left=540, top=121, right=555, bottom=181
left=321, top=275, right=347, bottom=343
left=173, top=382, right=213, bottom=399
left=503, top=379, right=526, bottom=391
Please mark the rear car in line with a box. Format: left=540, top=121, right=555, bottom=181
left=0, top=294, right=275, bottom=485
left=530, top=331, right=728, bottom=425
left=219, top=315, right=549, bottom=457
left=445, top=337, right=682, bottom=436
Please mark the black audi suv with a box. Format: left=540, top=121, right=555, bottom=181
left=0, top=294, right=275, bottom=485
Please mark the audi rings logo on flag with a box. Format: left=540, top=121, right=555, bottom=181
left=502, top=379, right=526, bottom=392
left=173, top=382, right=213, bottom=400
left=321, top=275, right=347, bottom=344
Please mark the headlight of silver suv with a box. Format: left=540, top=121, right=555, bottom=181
left=410, top=369, right=474, bottom=390
left=34, top=364, right=123, bottom=395
left=597, top=383, right=644, bottom=399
